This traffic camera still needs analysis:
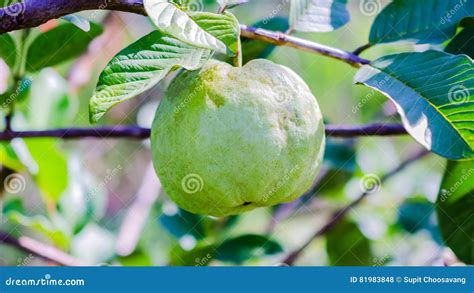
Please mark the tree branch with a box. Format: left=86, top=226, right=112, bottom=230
left=0, top=231, right=88, bottom=266
left=352, top=43, right=373, bottom=56
left=0, top=126, right=151, bottom=140
left=325, top=123, right=407, bottom=137
left=0, top=123, right=407, bottom=140
left=0, top=0, right=146, bottom=33
left=239, top=25, right=369, bottom=67
left=282, top=149, right=430, bottom=265
left=0, top=0, right=370, bottom=67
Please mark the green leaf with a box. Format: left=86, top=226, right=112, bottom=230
left=71, top=224, right=116, bottom=263
left=26, top=22, right=103, bottom=72
left=159, top=208, right=205, bottom=239
left=397, top=197, right=435, bottom=233
left=217, top=0, right=248, bottom=11
left=290, top=0, right=349, bottom=32
left=354, top=51, right=474, bottom=160
left=460, top=17, right=474, bottom=27
left=323, top=138, right=356, bottom=172
left=315, top=138, right=357, bottom=195
left=240, top=17, right=289, bottom=65
left=144, top=0, right=227, bottom=53
left=215, top=234, right=283, bottom=264
left=8, top=212, right=70, bottom=249
left=24, top=68, right=74, bottom=129
left=7, top=136, right=68, bottom=206
left=369, top=0, right=474, bottom=44
left=58, top=155, right=107, bottom=235
left=217, top=0, right=227, bottom=10
left=224, top=0, right=249, bottom=10
left=118, top=250, right=154, bottom=266
left=189, top=11, right=240, bottom=54
left=445, top=27, right=474, bottom=58
left=61, top=14, right=91, bottom=32
left=89, top=31, right=212, bottom=123
left=1, top=197, right=25, bottom=216
left=397, top=197, right=443, bottom=244
left=169, top=243, right=216, bottom=266
left=24, top=139, right=68, bottom=205
left=0, top=33, right=16, bottom=68
left=326, top=219, right=373, bottom=266
left=0, top=142, right=23, bottom=171
left=437, top=160, right=474, bottom=264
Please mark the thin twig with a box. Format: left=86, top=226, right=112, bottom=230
left=0, top=231, right=88, bottom=266
left=4, top=76, right=22, bottom=132
left=240, top=25, right=370, bottom=67
left=4, top=113, right=13, bottom=132
left=325, top=123, right=407, bottom=137
left=0, top=0, right=370, bottom=67
left=352, top=43, right=373, bottom=56
left=0, top=123, right=407, bottom=140
left=0, top=126, right=151, bottom=140
left=282, top=149, right=430, bottom=265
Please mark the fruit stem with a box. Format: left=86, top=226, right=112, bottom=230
left=233, top=39, right=243, bottom=67
left=233, top=53, right=242, bottom=67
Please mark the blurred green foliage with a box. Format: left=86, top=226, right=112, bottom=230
left=0, top=0, right=472, bottom=267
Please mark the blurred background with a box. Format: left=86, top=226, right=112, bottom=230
left=0, top=0, right=455, bottom=266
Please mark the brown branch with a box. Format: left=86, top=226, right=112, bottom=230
left=0, top=231, right=88, bottom=266
left=240, top=25, right=369, bottom=67
left=0, top=126, right=151, bottom=140
left=0, top=0, right=146, bottom=33
left=0, top=0, right=370, bottom=67
left=0, top=123, right=407, bottom=140
left=282, top=149, right=430, bottom=265
left=325, top=123, right=407, bottom=137
left=352, top=43, right=373, bottom=56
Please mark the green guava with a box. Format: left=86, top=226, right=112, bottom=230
left=151, top=59, right=325, bottom=217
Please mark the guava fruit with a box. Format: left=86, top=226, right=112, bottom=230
left=151, top=59, right=325, bottom=217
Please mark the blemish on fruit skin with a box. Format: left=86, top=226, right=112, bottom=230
left=242, top=202, right=253, bottom=206
left=207, top=93, right=225, bottom=108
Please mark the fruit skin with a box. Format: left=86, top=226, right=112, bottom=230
left=151, top=59, right=325, bottom=217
